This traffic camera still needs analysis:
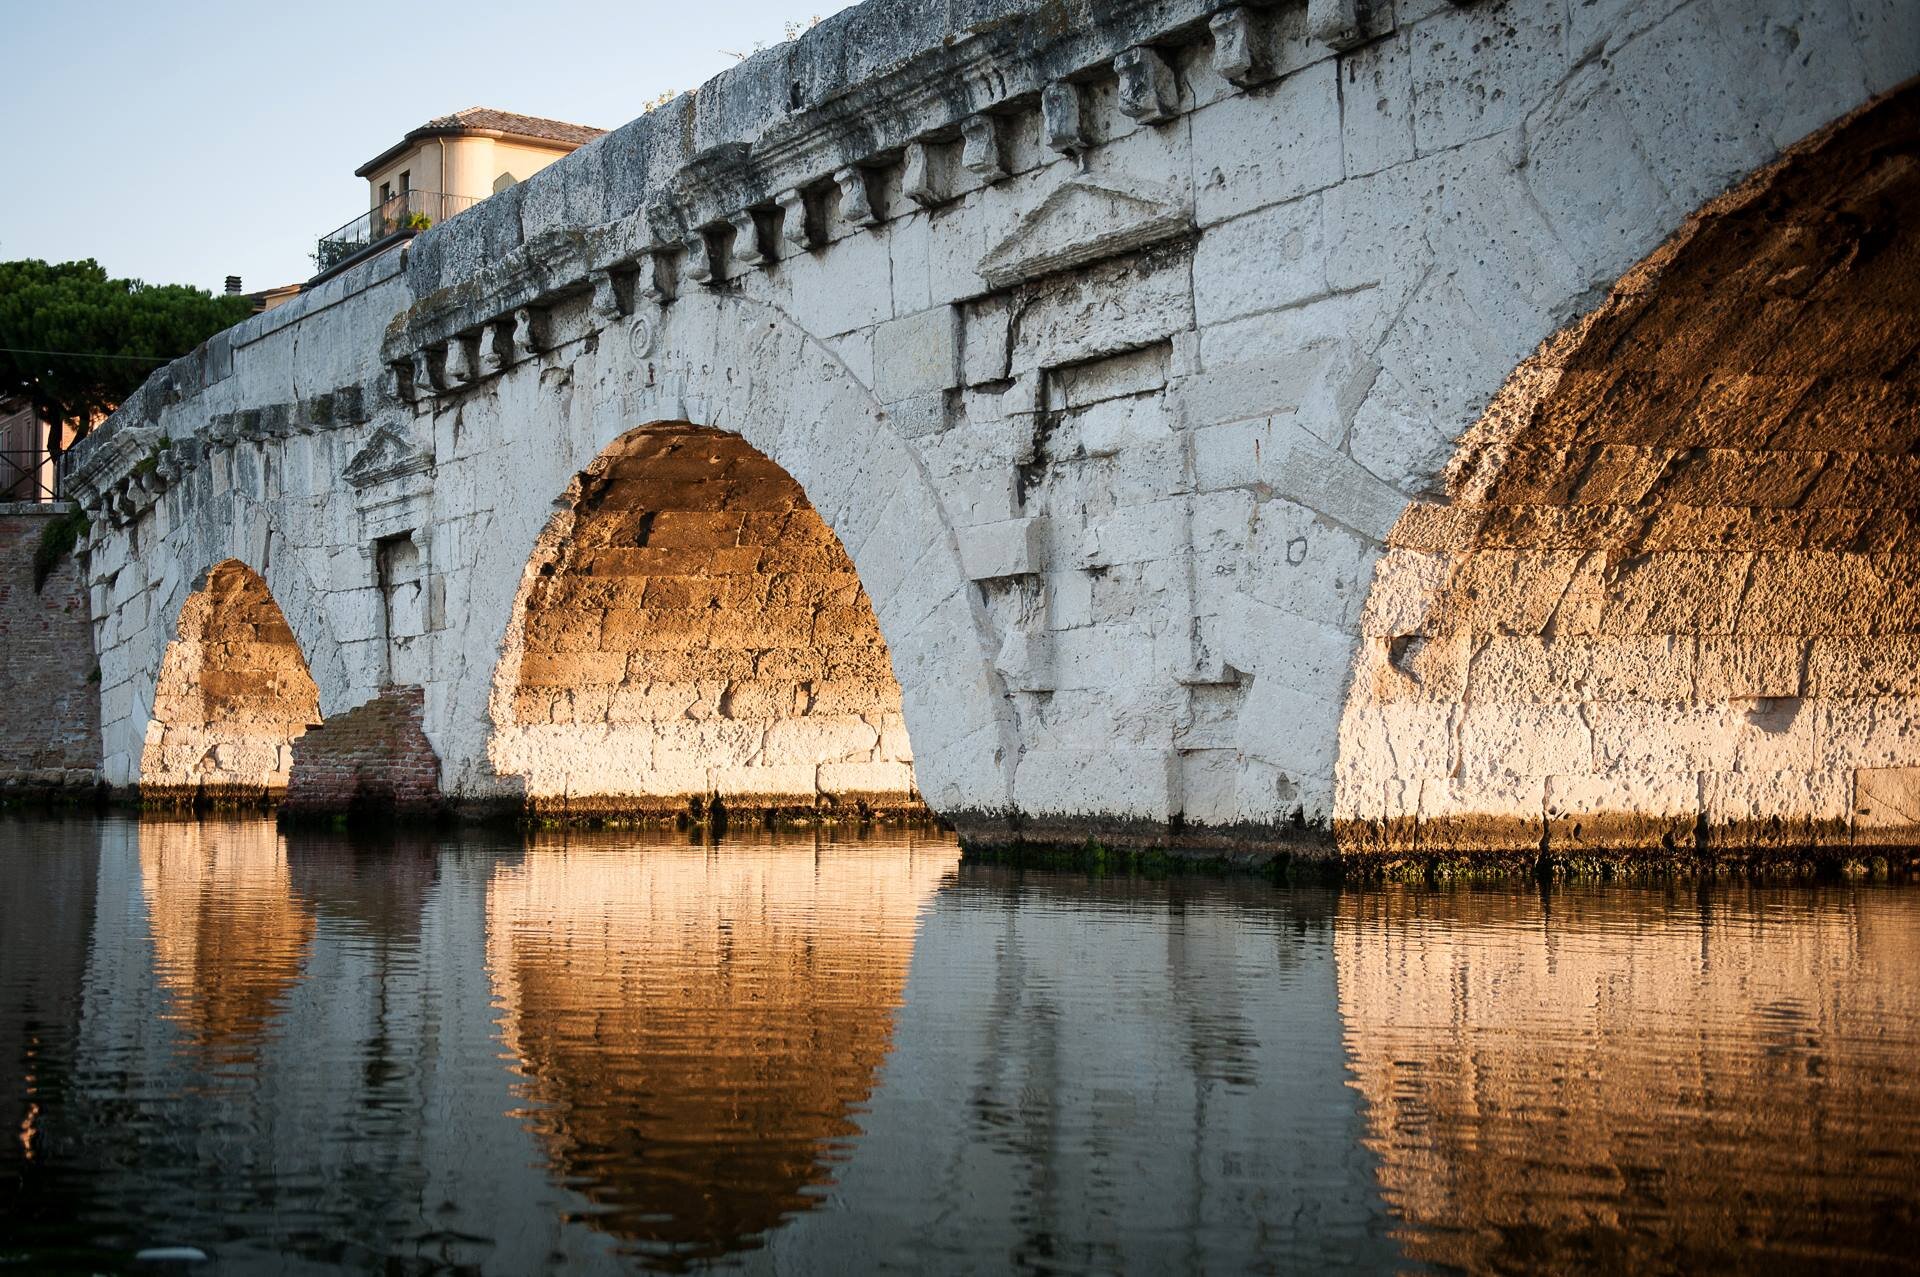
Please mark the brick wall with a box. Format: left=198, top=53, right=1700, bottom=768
left=0, top=505, right=101, bottom=792
left=283, top=683, right=443, bottom=819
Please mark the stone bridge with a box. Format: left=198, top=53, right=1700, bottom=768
left=63, top=0, right=1920, bottom=861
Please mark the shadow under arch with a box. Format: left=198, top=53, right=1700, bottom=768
left=472, top=289, right=1018, bottom=825
left=141, top=559, right=323, bottom=808
left=1336, top=83, right=1920, bottom=861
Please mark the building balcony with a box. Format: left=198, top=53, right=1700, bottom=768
left=312, top=190, right=477, bottom=281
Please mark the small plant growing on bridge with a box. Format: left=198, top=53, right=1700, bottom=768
left=33, top=506, right=89, bottom=593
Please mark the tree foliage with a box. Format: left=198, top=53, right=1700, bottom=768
left=0, top=258, right=254, bottom=439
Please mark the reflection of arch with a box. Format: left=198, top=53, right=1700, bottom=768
left=141, top=560, right=322, bottom=807
left=139, top=820, right=315, bottom=1066
left=1337, top=87, right=1920, bottom=857
left=469, top=290, right=1017, bottom=822
left=486, top=833, right=955, bottom=1262
left=490, top=424, right=915, bottom=818
left=1335, top=885, right=1920, bottom=1270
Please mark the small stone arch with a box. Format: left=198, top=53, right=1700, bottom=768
left=141, top=559, right=323, bottom=807
left=1335, top=86, right=1920, bottom=861
left=465, top=291, right=1017, bottom=823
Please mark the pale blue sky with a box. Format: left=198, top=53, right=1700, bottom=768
left=1, top=0, right=857, bottom=292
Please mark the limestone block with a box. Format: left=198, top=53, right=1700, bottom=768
left=1736, top=552, right=1898, bottom=638
left=1228, top=498, right=1379, bottom=632
left=1078, top=498, right=1184, bottom=568
left=960, top=302, right=1012, bottom=386
left=1047, top=569, right=1094, bottom=630
left=782, top=230, right=892, bottom=337
left=1006, top=250, right=1193, bottom=373
left=889, top=213, right=934, bottom=314
left=1458, top=703, right=1593, bottom=780
left=1051, top=623, right=1156, bottom=692
left=1702, top=769, right=1853, bottom=848
left=1040, top=81, right=1088, bottom=156
left=1465, top=634, right=1695, bottom=704
left=958, top=517, right=1049, bottom=581
left=1854, top=766, right=1920, bottom=843
left=1440, top=550, right=1607, bottom=637
left=1592, top=700, right=1815, bottom=774
left=1193, top=196, right=1326, bottom=325
left=1815, top=698, right=1920, bottom=772
left=1219, top=596, right=1357, bottom=697
left=1193, top=413, right=1397, bottom=540
left=1545, top=771, right=1699, bottom=851
left=818, top=759, right=916, bottom=797
left=1053, top=345, right=1170, bottom=410
left=1177, top=747, right=1242, bottom=826
left=942, top=467, right=1021, bottom=528
left=1696, top=637, right=1808, bottom=700
left=1341, top=29, right=1415, bottom=178
left=1338, top=700, right=1456, bottom=782
left=994, top=630, right=1054, bottom=692
left=1191, top=59, right=1342, bottom=226
left=1808, top=636, right=1920, bottom=698
left=874, top=307, right=960, bottom=403
left=1114, top=46, right=1178, bottom=124
left=1206, top=8, right=1265, bottom=88
left=1414, top=775, right=1549, bottom=853
left=960, top=114, right=1006, bottom=183
left=1412, top=1, right=1568, bottom=153
left=1348, top=631, right=1470, bottom=703
left=1235, top=676, right=1342, bottom=779
left=1014, top=746, right=1179, bottom=820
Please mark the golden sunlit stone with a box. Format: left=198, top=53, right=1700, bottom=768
left=141, top=561, right=322, bottom=808
left=485, top=832, right=954, bottom=1257
left=488, top=425, right=918, bottom=821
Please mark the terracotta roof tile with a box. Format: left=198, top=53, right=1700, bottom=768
left=415, top=108, right=605, bottom=147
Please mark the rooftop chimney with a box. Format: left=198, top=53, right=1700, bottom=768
left=224, top=275, right=243, bottom=295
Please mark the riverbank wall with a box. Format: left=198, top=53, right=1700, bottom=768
left=0, top=503, right=103, bottom=798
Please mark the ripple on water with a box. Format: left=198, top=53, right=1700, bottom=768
left=1, top=816, right=1918, bottom=1273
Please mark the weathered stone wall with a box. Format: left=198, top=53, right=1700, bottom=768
left=142, top=561, right=321, bottom=806
left=64, top=0, right=1920, bottom=856
left=0, top=505, right=101, bottom=793
left=1336, top=91, right=1920, bottom=859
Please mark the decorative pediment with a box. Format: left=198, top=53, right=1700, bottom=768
left=343, top=425, right=433, bottom=490
left=978, top=175, right=1193, bottom=288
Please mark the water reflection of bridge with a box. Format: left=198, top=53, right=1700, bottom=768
left=5, top=819, right=1919, bottom=1269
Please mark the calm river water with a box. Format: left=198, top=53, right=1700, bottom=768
left=3, top=816, right=1918, bottom=1273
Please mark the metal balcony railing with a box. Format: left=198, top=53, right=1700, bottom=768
left=313, top=190, right=478, bottom=277
left=1, top=447, right=58, bottom=502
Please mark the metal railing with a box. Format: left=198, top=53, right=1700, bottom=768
left=1, top=447, right=59, bottom=502
left=313, top=190, right=478, bottom=276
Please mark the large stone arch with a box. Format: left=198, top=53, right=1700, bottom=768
left=1335, top=86, right=1920, bottom=861
left=488, top=421, right=918, bottom=818
left=447, top=291, right=1018, bottom=823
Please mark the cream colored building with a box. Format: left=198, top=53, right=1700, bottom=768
left=358, top=108, right=605, bottom=226
left=317, top=109, right=603, bottom=275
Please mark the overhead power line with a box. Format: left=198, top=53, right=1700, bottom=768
left=0, top=346, right=172, bottom=363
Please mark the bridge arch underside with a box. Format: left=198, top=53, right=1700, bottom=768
left=1337, top=87, right=1920, bottom=864
left=141, top=560, right=321, bottom=808
left=490, top=423, right=917, bottom=822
